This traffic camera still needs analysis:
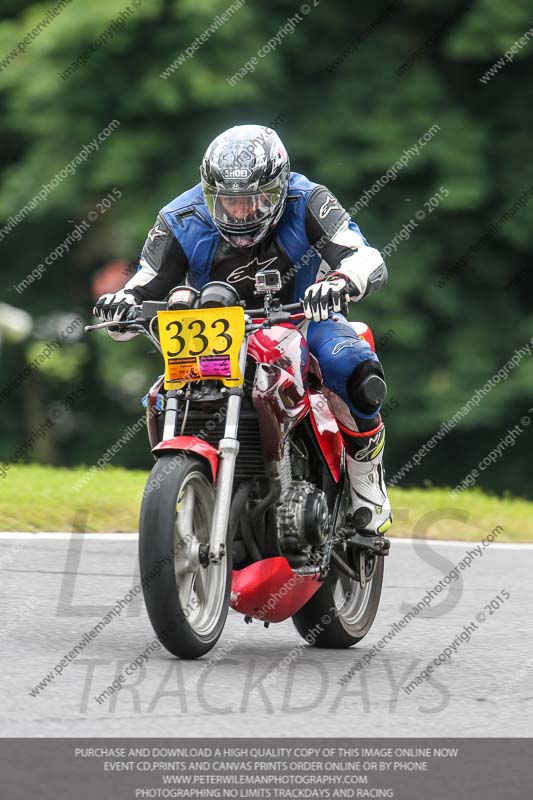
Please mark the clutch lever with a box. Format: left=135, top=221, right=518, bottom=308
left=85, top=304, right=148, bottom=333
left=84, top=318, right=147, bottom=333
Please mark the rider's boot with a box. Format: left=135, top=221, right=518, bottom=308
left=340, top=418, right=392, bottom=535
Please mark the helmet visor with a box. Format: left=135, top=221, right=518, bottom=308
left=203, top=186, right=282, bottom=233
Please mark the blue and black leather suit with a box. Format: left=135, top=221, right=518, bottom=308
left=123, top=172, right=388, bottom=437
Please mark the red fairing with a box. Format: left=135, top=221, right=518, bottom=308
left=350, top=321, right=376, bottom=352
left=152, top=436, right=219, bottom=482
left=248, top=323, right=310, bottom=384
left=309, top=392, right=343, bottom=483
left=248, top=324, right=311, bottom=461
left=230, top=557, right=321, bottom=622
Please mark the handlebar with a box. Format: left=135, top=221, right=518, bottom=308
left=245, top=301, right=303, bottom=317
left=85, top=299, right=305, bottom=333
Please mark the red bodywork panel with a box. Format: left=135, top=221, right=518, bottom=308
left=309, top=392, right=343, bottom=483
left=248, top=324, right=311, bottom=462
left=230, top=556, right=321, bottom=623
left=351, top=321, right=376, bottom=352
left=247, top=322, right=310, bottom=378
left=152, top=436, right=219, bottom=482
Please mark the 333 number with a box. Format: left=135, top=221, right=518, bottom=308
left=165, top=318, right=232, bottom=357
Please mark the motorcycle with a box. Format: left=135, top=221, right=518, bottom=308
left=86, top=270, right=390, bottom=659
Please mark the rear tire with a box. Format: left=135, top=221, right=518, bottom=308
left=139, top=454, right=231, bottom=659
left=292, top=555, right=384, bottom=648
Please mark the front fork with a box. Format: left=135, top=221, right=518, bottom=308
left=208, top=338, right=248, bottom=564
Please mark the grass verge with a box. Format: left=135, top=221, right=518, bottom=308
left=0, top=466, right=531, bottom=541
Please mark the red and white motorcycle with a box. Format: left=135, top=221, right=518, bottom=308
left=86, top=270, right=390, bottom=659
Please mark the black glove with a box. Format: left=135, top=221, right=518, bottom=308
left=93, top=290, right=137, bottom=323
left=303, top=275, right=350, bottom=322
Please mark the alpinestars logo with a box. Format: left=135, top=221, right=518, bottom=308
left=319, top=194, right=341, bottom=219
left=354, top=429, right=385, bottom=462
left=332, top=340, right=360, bottom=355
left=147, top=224, right=167, bottom=242
left=227, top=256, right=278, bottom=283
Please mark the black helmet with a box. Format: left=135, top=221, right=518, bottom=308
left=200, top=124, right=290, bottom=248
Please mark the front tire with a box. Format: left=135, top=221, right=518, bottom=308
left=139, top=454, right=231, bottom=659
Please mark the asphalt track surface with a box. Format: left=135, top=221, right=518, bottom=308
left=0, top=532, right=530, bottom=737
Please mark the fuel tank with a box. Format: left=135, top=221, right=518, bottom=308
left=248, top=324, right=311, bottom=462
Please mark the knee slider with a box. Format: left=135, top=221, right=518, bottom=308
left=347, top=360, right=386, bottom=416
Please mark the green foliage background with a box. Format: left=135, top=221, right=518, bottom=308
left=1, top=0, right=532, bottom=496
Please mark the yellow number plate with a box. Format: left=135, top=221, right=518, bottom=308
left=157, top=306, right=245, bottom=389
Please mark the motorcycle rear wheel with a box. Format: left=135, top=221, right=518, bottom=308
left=139, top=454, right=231, bottom=659
left=292, top=547, right=384, bottom=648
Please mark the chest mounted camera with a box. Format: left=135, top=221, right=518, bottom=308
left=255, top=269, right=282, bottom=295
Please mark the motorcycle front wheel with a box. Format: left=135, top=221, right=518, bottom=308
left=139, top=454, right=231, bottom=659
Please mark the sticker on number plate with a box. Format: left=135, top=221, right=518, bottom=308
left=157, top=306, right=245, bottom=389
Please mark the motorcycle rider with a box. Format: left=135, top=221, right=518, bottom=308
left=94, top=125, right=392, bottom=536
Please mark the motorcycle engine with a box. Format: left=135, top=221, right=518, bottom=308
left=276, top=481, right=329, bottom=566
